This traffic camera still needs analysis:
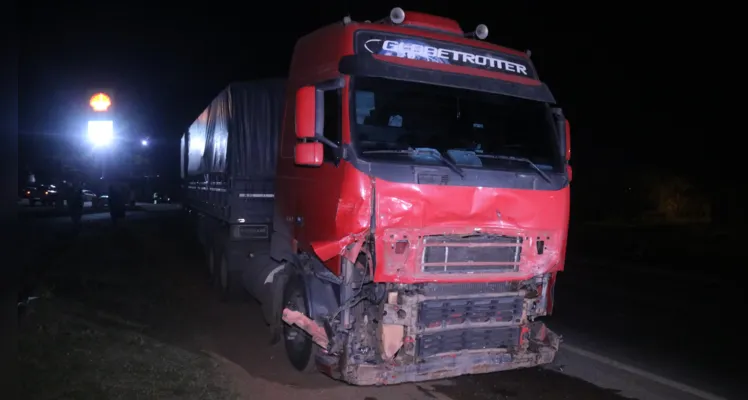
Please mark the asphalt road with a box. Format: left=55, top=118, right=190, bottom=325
left=17, top=201, right=148, bottom=219
left=19, top=208, right=741, bottom=400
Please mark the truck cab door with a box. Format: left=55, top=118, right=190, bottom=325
left=293, top=79, right=346, bottom=273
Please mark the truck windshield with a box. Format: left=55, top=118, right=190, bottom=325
left=351, top=77, right=563, bottom=173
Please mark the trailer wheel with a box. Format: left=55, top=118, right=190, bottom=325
left=207, top=247, right=217, bottom=280
left=282, top=274, right=317, bottom=373
left=217, top=253, right=244, bottom=302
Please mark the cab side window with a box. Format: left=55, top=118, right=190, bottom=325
left=322, top=88, right=341, bottom=163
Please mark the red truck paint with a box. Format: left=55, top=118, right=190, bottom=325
left=271, top=10, right=571, bottom=384
left=185, top=7, right=571, bottom=386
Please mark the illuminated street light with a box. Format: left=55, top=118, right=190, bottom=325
left=90, top=93, right=112, bottom=112
left=141, top=139, right=148, bottom=146
left=88, top=120, right=114, bottom=147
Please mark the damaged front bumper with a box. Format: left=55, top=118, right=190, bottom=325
left=318, top=321, right=559, bottom=385
left=282, top=276, right=562, bottom=386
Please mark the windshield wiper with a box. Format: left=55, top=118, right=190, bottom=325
left=362, top=148, right=465, bottom=178
left=475, top=154, right=552, bottom=184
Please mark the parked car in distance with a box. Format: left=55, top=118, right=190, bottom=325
left=21, top=184, right=59, bottom=206
left=81, top=189, right=97, bottom=203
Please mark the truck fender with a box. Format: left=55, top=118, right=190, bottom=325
left=264, top=264, right=286, bottom=285
left=244, top=254, right=339, bottom=325
left=301, top=269, right=340, bottom=320
left=293, top=254, right=340, bottom=320
left=284, top=254, right=340, bottom=320
left=243, top=257, right=288, bottom=325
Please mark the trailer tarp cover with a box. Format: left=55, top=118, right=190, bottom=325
left=186, top=80, right=285, bottom=177
left=180, top=133, right=186, bottom=179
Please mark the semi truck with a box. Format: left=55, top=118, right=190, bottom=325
left=181, top=7, right=572, bottom=385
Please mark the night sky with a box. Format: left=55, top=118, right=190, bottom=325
left=19, top=1, right=730, bottom=196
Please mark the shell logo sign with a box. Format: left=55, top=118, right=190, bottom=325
left=89, top=93, right=112, bottom=112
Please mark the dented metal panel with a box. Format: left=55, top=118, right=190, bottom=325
left=282, top=308, right=329, bottom=349
left=285, top=278, right=560, bottom=385
left=372, top=176, right=569, bottom=283
left=417, top=326, right=521, bottom=358
left=325, top=321, right=560, bottom=385
left=304, top=165, right=569, bottom=284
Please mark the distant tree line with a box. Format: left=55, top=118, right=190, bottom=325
left=573, top=166, right=742, bottom=228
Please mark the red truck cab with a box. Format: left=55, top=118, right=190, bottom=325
left=266, top=8, right=571, bottom=385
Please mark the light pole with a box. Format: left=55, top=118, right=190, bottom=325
left=87, top=92, right=114, bottom=181
left=87, top=120, right=114, bottom=147
left=87, top=120, right=113, bottom=179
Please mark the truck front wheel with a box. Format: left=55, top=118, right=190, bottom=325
left=282, top=274, right=317, bottom=372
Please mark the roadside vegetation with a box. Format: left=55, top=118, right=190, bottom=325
left=18, top=299, right=237, bottom=400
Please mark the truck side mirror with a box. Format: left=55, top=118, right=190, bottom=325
left=294, top=85, right=323, bottom=166
left=295, top=142, right=323, bottom=167
left=551, top=108, right=572, bottom=182
left=295, top=86, right=316, bottom=139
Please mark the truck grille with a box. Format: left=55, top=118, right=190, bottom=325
left=417, top=282, right=516, bottom=296
left=418, top=297, right=523, bottom=330
left=421, top=234, right=522, bottom=274
left=417, top=326, right=521, bottom=359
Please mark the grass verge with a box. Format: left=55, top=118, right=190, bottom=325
left=18, top=299, right=236, bottom=400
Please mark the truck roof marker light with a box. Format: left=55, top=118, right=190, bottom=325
left=390, top=7, right=405, bottom=24
left=465, top=24, right=489, bottom=40
left=475, top=24, right=489, bottom=40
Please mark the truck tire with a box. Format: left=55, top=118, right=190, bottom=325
left=207, top=247, right=217, bottom=281
left=216, top=253, right=244, bottom=302
left=282, top=274, right=318, bottom=373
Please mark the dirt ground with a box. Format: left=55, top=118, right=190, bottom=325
left=18, top=211, right=630, bottom=400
